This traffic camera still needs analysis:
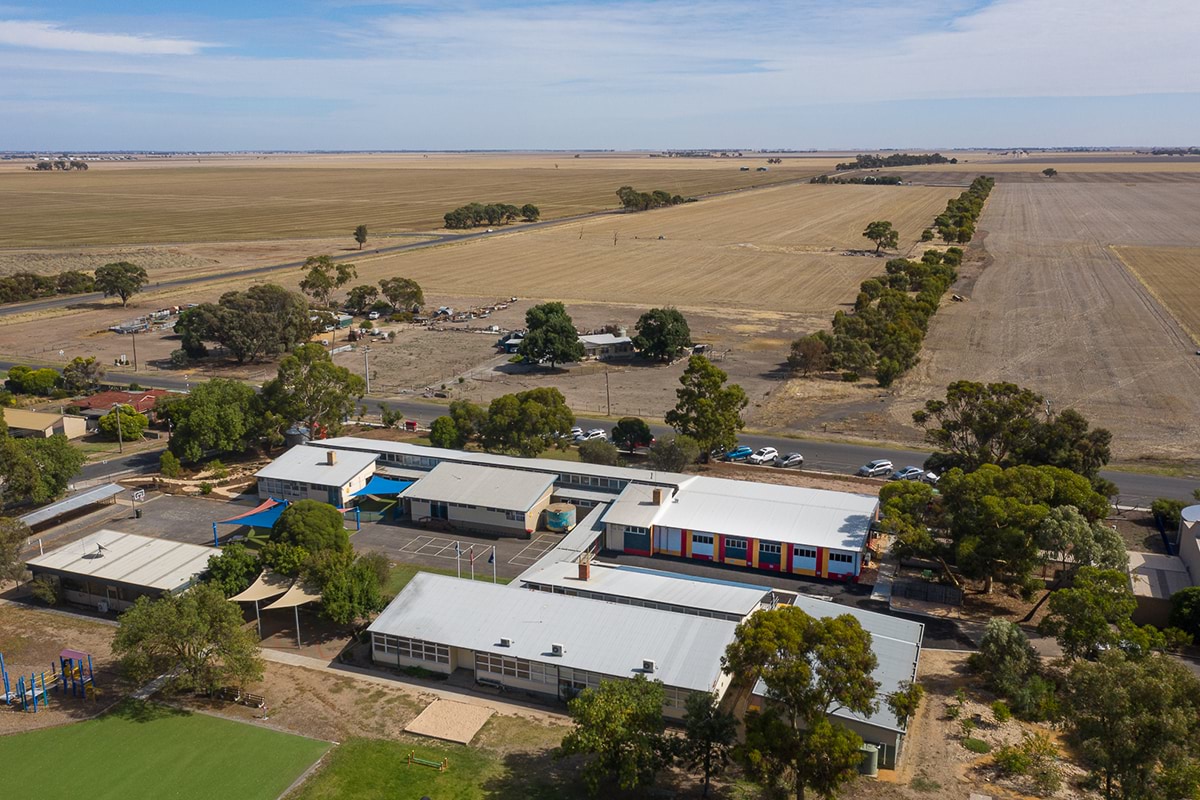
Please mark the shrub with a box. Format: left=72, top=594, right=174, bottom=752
left=207, top=459, right=228, bottom=480
left=578, top=438, right=620, bottom=466
left=199, top=482, right=214, bottom=495
left=160, top=451, right=182, bottom=479
left=1152, top=497, right=1187, bottom=529
left=962, top=738, right=991, bottom=754
left=30, top=574, right=60, bottom=605
left=381, top=408, right=403, bottom=429
left=1009, top=674, right=1060, bottom=721
left=990, top=699, right=1012, bottom=724
left=169, top=349, right=189, bottom=368
left=841, top=371, right=860, bottom=382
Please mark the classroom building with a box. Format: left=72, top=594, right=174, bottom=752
left=255, top=444, right=377, bottom=507
left=368, top=572, right=737, bottom=719
left=403, top=462, right=554, bottom=538
left=25, top=530, right=216, bottom=612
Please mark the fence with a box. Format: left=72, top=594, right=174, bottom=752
left=891, top=579, right=963, bottom=606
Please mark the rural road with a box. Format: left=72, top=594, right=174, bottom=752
left=17, top=363, right=1193, bottom=506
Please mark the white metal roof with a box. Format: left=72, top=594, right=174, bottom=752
left=26, top=530, right=216, bottom=593
left=406, top=461, right=554, bottom=511
left=579, top=333, right=632, bottom=347
left=314, top=437, right=692, bottom=487
left=1128, top=551, right=1192, bottom=599
left=754, top=597, right=923, bottom=734
left=605, top=477, right=878, bottom=552
left=369, top=572, right=738, bottom=692
left=20, top=483, right=123, bottom=527
left=519, top=560, right=772, bottom=617
left=255, top=444, right=377, bottom=487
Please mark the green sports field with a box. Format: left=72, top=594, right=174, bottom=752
left=0, top=701, right=329, bottom=800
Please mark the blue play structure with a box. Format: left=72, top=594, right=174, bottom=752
left=212, top=497, right=361, bottom=545
left=1, top=648, right=96, bottom=713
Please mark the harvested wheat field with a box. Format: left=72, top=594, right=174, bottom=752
left=346, top=182, right=959, bottom=314
left=0, top=154, right=822, bottom=247
left=1113, top=246, right=1200, bottom=344
left=892, top=180, right=1200, bottom=462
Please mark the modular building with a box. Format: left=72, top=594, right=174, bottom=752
left=368, top=572, right=737, bottom=719
left=25, top=530, right=216, bottom=612
left=2, top=408, right=87, bottom=439
left=255, top=444, right=377, bottom=507
left=404, top=461, right=554, bottom=537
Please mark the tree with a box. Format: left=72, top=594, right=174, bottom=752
left=0, top=434, right=85, bottom=507
left=877, top=480, right=938, bottom=559
left=353, top=224, right=368, bottom=250
left=0, top=517, right=31, bottom=583
left=521, top=203, right=540, bottom=221
left=479, top=388, right=574, bottom=457
left=159, top=450, right=182, bottom=478
left=681, top=691, right=737, bottom=798
left=262, top=343, right=365, bottom=436
left=6, top=364, right=60, bottom=395
left=1036, top=505, right=1128, bottom=574
left=1042, top=168, right=1058, bottom=178
left=94, top=261, right=148, bottom=306
left=723, top=606, right=879, bottom=800
left=305, top=550, right=385, bottom=625
left=299, top=255, right=357, bottom=307
left=647, top=435, right=700, bottom=472
left=862, top=220, right=899, bottom=253
left=518, top=302, right=584, bottom=368
left=913, top=381, right=1045, bottom=472
left=429, top=416, right=461, bottom=449
left=787, top=334, right=831, bottom=376
left=969, top=618, right=1039, bottom=697
left=558, top=675, right=670, bottom=795
left=1023, top=408, right=1112, bottom=480
left=1168, top=586, right=1200, bottom=641
left=176, top=284, right=313, bottom=364
left=345, top=284, right=379, bottom=315
left=377, top=277, right=424, bottom=311
left=1038, top=567, right=1140, bottom=660
left=632, top=307, right=692, bottom=363
left=1066, top=652, right=1200, bottom=800
left=205, top=543, right=260, bottom=597
left=885, top=680, right=924, bottom=728
left=61, top=356, right=104, bottom=394
left=98, top=403, right=147, bottom=442
left=579, top=438, right=619, bottom=466
left=56, top=270, right=95, bottom=295
left=112, top=583, right=263, bottom=692
left=611, top=417, right=653, bottom=452
left=161, top=378, right=269, bottom=463
left=272, top=500, right=350, bottom=554
left=1152, top=498, right=1187, bottom=529
left=664, top=356, right=747, bottom=456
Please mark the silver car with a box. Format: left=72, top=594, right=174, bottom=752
left=856, top=459, right=893, bottom=477
left=776, top=452, right=805, bottom=468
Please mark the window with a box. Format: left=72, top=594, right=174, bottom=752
left=724, top=537, right=747, bottom=550
left=372, top=634, right=449, bottom=664
left=692, top=534, right=713, bottom=545
left=506, top=510, right=523, bottom=521
left=624, top=525, right=648, bottom=535
left=760, top=542, right=781, bottom=555
left=663, top=686, right=694, bottom=710
left=794, top=546, right=816, bottom=559
left=829, top=553, right=854, bottom=564
left=475, top=652, right=539, bottom=681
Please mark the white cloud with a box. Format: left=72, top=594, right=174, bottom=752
left=0, top=19, right=212, bottom=55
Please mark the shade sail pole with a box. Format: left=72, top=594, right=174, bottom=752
left=294, top=605, right=302, bottom=649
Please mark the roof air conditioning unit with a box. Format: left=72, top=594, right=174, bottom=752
left=551, top=643, right=565, bottom=656
left=499, top=637, right=512, bottom=648
left=642, top=659, right=656, bottom=673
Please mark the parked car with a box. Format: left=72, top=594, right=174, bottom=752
left=724, top=445, right=754, bottom=462
left=856, top=459, right=893, bottom=477
left=368, top=311, right=380, bottom=320
left=575, top=429, right=606, bottom=442
left=921, top=471, right=940, bottom=485
left=776, top=452, right=805, bottom=468
left=889, top=466, right=926, bottom=482
left=748, top=447, right=778, bottom=465
left=569, top=426, right=583, bottom=439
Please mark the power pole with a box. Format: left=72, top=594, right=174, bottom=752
left=363, top=347, right=371, bottom=395
left=110, top=403, right=123, bottom=454
left=605, top=367, right=611, bottom=417
left=131, top=330, right=138, bottom=372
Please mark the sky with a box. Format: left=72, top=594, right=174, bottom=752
left=1, top=1, right=1198, bottom=151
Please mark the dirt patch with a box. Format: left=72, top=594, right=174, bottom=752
left=696, top=461, right=883, bottom=496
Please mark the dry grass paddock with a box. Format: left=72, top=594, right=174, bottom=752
left=1113, top=245, right=1200, bottom=345
left=0, top=154, right=827, bottom=247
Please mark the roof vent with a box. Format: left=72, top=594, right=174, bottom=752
left=499, top=637, right=512, bottom=648
left=326, top=450, right=337, bottom=466
left=642, top=659, right=656, bottom=673
left=551, top=643, right=565, bottom=657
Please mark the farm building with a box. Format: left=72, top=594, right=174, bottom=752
left=600, top=478, right=877, bottom=581
left=1127, top=551, right=1192, bottom=627
left=25, top=529, right=215, bottom=612
left=255, top=444, right=376, bottom=506
left=749, top=595, right=924, bottom=769
left=517, top=559, right=787, bottom=621
left=403, top=461, right=554, bottom=537
left=578, top=332, right=634, bottom=360
left=368, top=572, right=738, bottom=719
left=305, top=438, right=878, bottom=580
left=1, top=408, right=87, bottom=439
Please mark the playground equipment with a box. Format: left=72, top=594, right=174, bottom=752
left=1, top=649, right=96, bottom=713
left=407, top=751, right=449, bottom=772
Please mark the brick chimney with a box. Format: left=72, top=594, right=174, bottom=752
left=652, top=487, right=665, bottom=505
left=578, top=558, right=591, bottom=581
left=326, top=450, right=337, bottom=466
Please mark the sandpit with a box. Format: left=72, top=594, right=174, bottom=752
left=404, top=698, right=494, bottom=744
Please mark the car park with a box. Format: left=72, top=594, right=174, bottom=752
left=856, top=459, right=893, bottom=477
left=889, top=466, right=926, bottom=481
left=748, top=447, right=778, bottom=465
left=776, top=452, right=805, bottom=468
left=724, top=445, right=754, bottom=462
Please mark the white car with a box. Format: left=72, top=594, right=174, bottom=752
left=569, top=426, right=583, bottom=439
left=748, top=447, right=778, bottom=465
left=368, top=311, right=380, bottom=320
left=575, top=429, right=606, bottom=442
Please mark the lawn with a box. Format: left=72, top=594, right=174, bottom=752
left=385, top=564, right=511, bottom=596
left=0, top=700, right=330, bottom=800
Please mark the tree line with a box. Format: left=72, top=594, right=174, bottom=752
left=810, top=174, right=903, bottom=185
left=615, top=186, right=690, bottom=211
left=0, top=270, right=95, bottom=304
left=928, top=174, right=995, bottom=244
left=443, top=202, right=540, bottom=229
left=835, top=152, right=953, bottom=170
left=27, top=160, right=88, bottom=171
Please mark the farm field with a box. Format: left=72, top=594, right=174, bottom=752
left=0, top=700, right=330, bottom=800
left=890, top=180, right=1200, bottom=463
left=0, top=154, right=825, bottom=247
left=1113, top=246, right=1200, bottom=344
left=344, top=181, right=959, bottom=313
